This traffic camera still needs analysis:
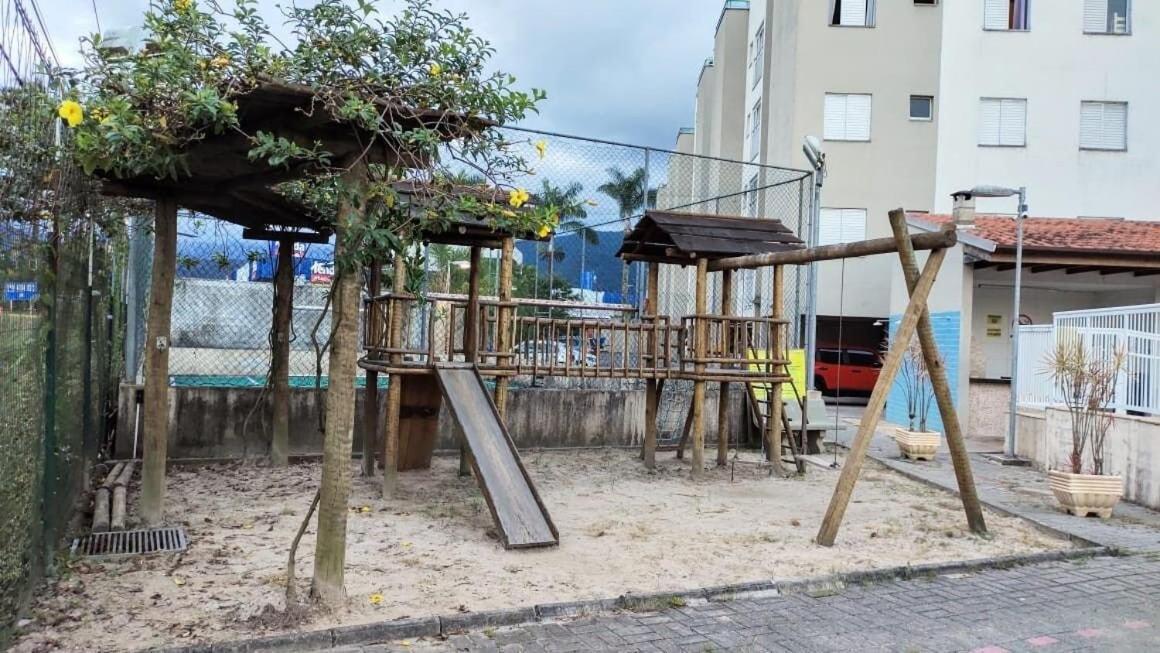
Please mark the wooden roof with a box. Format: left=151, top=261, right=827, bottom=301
left=100, top=79, right=492, bottom=234
left=617, top=210, right=804, bottom=264
left=394, top=181, right=549, bottom=248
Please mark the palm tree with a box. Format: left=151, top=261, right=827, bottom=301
left=426, top=243, right=469, bottom=292
left=598, top=167, right=655, bottom=301
left=537, top=180, right=597, bottom=298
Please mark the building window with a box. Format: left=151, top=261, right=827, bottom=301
left=746, top=175, right=760, bottom=217
left=749, top=98, right=762, bottom=155
left=978, top=97, right=1027, bottom=147
left=829, top=0, right=876, bottom=27
left=752, top=24, right=765, bottom=88
left=1084, top=0, right=1130, bottom=34
left=823, top=93, right=872, bottom=141
left=1080, top=101, right=1127, bottom=151
left=984, top=0, right=1030, bottom=30
left=909, top=95, right=933, bottom=121
left=818, top=208, right=867, bottom=246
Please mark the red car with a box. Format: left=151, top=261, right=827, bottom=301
left=814, top=347, right=882, bottom=395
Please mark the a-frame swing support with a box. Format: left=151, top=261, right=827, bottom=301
left=705, top=210, right=986, bottom=546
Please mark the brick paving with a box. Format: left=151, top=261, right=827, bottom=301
left=328, top=412, right=1160, bottom=653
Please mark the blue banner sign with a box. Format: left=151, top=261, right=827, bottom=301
left=4, top=281, right=38, bottom=302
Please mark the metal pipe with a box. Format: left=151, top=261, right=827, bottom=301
left=1006, top=186, right=1028, bottom=458
left=805, top=170, right=822, bottom=392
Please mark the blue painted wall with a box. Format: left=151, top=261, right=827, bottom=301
left=884, top=311, right=960, bottom=433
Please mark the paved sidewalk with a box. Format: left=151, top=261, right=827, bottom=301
left=352, top=554, right=1160, bottom=652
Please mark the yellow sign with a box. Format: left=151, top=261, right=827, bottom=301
left=746, top=348, right=807, bottom=401
left=986, top=314, right=1003, bottom=338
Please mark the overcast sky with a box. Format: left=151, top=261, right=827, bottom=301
left=38, top=0, right=724, bottom=149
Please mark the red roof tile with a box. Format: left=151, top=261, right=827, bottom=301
left=909, top=213, right=1160, bottom=257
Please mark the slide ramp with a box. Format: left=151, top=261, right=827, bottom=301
left=434, top=365, right=558, bottom=549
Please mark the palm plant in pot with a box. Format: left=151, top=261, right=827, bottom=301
left=1044, top=334, right=1125, bottom=518
left=894, top=337, right=940, bottom=460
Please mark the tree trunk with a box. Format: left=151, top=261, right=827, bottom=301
left=310, top=168, right=366, bottom=606
left=270, top=240, right=295, bottom=467
left=140, top=198, right=177, bottom=526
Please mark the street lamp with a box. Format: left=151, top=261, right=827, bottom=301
left=802, top=136, right=825, bottom=391
left=954, top=185, right=1028, bottom=461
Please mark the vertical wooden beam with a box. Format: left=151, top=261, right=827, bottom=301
left=691, top=257, right=708, bottom=478
left=494, top=239, right=515, bottom=418
left=889, top=212, right=988, bottom=534
left=816, top=246, right=947, bottom=546
left=643, top=261, right=660, bottom=469
left=716, top=269, right=733, bottom=466
left=361, top=259, right=381, bottom=476
left=139, top=197, right=177, bottom=526
left=270, top=238, right=296, bottom=467
left=381, top=256, right=406, bottom=497
left=460, top=245, right=482, bottom=476
left=767, top=265, right=785, bottom=468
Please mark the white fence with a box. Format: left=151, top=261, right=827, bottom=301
left=1017, top=303, right=1160, bottom=415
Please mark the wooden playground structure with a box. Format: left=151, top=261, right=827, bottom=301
left=361, top=206, right=989, bottom=550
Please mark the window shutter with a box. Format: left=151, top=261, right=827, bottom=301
left=819, top=209, right=866, bottom=246
left=983, top=0, right=1008, bottom=29
left=824, top=94, right=847, bottom=140
left=840, top=0, right=867, bottom=26
left=1081, top=102, right=1127, bottom=150
left=978, top=99, right=1001, bottom=145
left=846, top=94, right=872, bottom=140
left=999, top=99, right=1026, bottom=146
left=1084, top=0, right=1109, bottom=32
left=1104, top=102, right=1127, bottom=149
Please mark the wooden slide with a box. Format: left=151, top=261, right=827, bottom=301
left=434, top=365, right=559, bottom=549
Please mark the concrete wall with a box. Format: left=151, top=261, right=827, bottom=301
left=1016, top=406, right=1160, bottom=510
left=761, top=0, right=943, bottom=319
left=115, top=384, right=749, bottom=461
left=934, top=2, right=1160, bottom=218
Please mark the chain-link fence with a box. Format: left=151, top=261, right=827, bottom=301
left=0, top=0, right=126, bottom=642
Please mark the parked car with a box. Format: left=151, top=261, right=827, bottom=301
left=513, top=340, right=597, bottom=368
left=814, top=347, right=882, bottom=395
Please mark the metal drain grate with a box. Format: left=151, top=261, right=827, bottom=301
left=72, top=527, right=189, bottom=558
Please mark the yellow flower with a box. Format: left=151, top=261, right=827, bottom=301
left=428, top=62, right=442, bottom=76
left=211, top=55, right=230, bottom=69
left=57, top=100, right=83, bottom=128
left=175, top=0, right=192, bottom=12
left=508, top=188, right=530, bottom=208
left=534, top=139, right=547, bottom=159
left=537, top=224, right=551, bottom=238
left=369, top=593, right=383, bottom=605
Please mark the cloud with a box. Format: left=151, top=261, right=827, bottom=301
left=39, top=0, right=719, bottom=148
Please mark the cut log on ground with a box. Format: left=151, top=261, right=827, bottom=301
left=111, top=461, right=136, bottom=531
left=91, top=461, right=124, bottom=533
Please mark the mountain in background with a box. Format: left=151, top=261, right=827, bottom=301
left=514, top=229, right=642, bottom=301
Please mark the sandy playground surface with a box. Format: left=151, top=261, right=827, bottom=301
left=15, top=449, right=1073, bottom=652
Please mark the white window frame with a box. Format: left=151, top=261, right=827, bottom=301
left=1079, top=101, right=1128, bottom=151
left=983, top=0, right=1030, bottom=31
left=909, top=95, right=934, bottom=121
left=752, top=24, right=765, bottom=88
left=745, top=175, right=760, bottom=217
left=823, top=93, right=872, bottom=142
left=978, top=97, right=1027, bottom=147
left=828, top=0, right=876, bottom=27
left=748, top=98, right=762, bottom=155
left=1084, top=0, right=1131, bottom=35
left=818, top=208, right=867, bottom=246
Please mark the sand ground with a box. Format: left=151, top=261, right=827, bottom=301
left=14, top=449, right=1071, bottom=652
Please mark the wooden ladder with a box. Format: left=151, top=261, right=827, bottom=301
left=745, top=355, right=807, bottom=473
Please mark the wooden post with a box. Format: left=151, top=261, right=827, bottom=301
left=361, top=260, right=381, bottom=477
left=381, top=257, right=406, bottom=497
left=716, top=269, right=733, bottom=466
left=271, top=238, right=295, bottom=467
left=460, top=246, right=482, bottom=476
left=643, top=262, right=660, bottom=469
left=140, top=197, right=177, bottom=527
left=494, top=239, right=515, bottom=417
left=767, top=265, right=786, bottom=468
left=889, top=212, right=988, bottom=535
left=691, top=257, right=708, bottom=478
left=816, top=246, right=947, bottom=546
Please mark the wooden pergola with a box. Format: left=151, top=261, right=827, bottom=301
left=100, top=80, right=487, bottom=526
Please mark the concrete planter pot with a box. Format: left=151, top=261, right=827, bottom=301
left=893, top=428, right=940, bottom=461
left=1047, top=469, right=1123, bottom=518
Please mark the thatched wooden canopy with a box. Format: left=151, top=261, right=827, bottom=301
left=618, top=210, right=805, bottom=264
left=393, top=180, right=549, bottom=248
